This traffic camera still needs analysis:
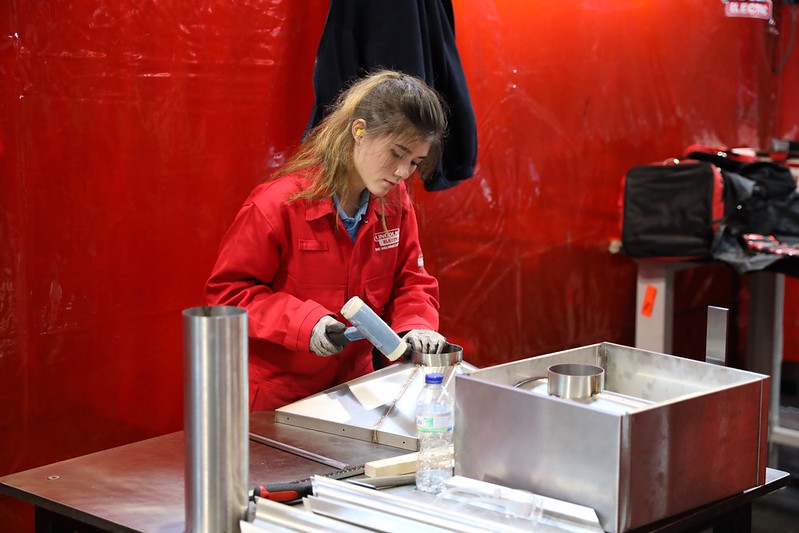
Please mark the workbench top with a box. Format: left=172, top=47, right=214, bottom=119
left=0, top=411, right=403, bottom=532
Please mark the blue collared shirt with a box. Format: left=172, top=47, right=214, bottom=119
left=333, top=189, right=370, bottom=242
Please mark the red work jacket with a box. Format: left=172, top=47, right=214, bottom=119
left=206, top=173, right=440, bottom=411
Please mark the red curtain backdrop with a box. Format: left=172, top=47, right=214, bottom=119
left=775, top=4, right=799, bottom=360
left=1, top=1, right=797, bottom=530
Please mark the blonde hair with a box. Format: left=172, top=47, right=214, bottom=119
left=276, top=70, right=447, bottom=202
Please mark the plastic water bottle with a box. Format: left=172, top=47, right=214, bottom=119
left=416, top=372, right=454, bottom=494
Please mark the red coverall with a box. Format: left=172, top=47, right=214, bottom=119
left=206, top=173, right=440, bottom=410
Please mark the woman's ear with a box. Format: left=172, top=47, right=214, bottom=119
left=351, top=119, right=367, bottom=142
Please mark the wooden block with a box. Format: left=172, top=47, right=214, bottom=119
left=364, top=452, right=419, bottom=477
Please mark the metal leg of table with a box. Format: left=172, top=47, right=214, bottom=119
left=748, top=273, right=799, bottom=456
left=635, top=261, right=676, bottom=354
left=746, top=272, right=787, bottom=464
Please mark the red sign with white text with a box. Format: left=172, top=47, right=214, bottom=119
left=724, top=0, right=773, bottom=20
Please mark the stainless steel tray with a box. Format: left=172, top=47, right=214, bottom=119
left=276, top=346, right=476, bottom=451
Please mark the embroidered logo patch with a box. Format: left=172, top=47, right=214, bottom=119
left=374, top=228, right=400, bottom=251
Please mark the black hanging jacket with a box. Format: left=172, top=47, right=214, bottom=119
left=306, top=0, right=478, bottom=191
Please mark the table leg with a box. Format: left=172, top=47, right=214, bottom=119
left=635, top=261, right=675, bottom=354
left=746, top=272, right=786, bottom=465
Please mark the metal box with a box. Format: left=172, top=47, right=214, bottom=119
left=454, top=343, right=769, bottom=532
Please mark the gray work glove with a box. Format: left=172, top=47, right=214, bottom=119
left=402, top=329, right=447, bottom=354
left=310, top=315, right=346, bottom=357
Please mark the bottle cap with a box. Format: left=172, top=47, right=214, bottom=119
left=425, top=373, right=444, bottom=384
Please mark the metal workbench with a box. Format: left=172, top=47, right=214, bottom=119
left=0, top=410, right=791, bottom=533
left=0, top=411, right=401, bottom=532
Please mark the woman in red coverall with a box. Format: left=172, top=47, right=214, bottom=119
left=206, top=70, right=448, bottom=411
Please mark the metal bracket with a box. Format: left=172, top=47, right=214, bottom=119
left=705, top=306, right=728, bottom=366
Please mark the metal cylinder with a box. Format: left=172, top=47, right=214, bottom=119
left=547, top=363, right=604, bottom=400
left=183, top=306, right=248, bottom=533
left=410, top=343, right=464, bottom=367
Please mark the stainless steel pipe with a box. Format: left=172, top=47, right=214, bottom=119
left=183, top=306, right=248, bottom=533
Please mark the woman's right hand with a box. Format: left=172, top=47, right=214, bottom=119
left=310, top=316, right=346, bottom=357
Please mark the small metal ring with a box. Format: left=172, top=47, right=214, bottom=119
left=410, top=343, right=463, bottom=366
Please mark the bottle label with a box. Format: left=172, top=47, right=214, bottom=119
left=416, top=413, right=453, bottom=433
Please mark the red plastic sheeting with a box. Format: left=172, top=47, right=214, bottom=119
left=0, top=3, right=329, bottom=530
left=0, top=1, right=796, bottom=530
left=775, top=4, right=799, bottom=362
left=425, top=0, right=781, bottom=364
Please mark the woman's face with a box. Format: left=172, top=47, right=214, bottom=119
left=352, top=128, right=431, bottom=198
